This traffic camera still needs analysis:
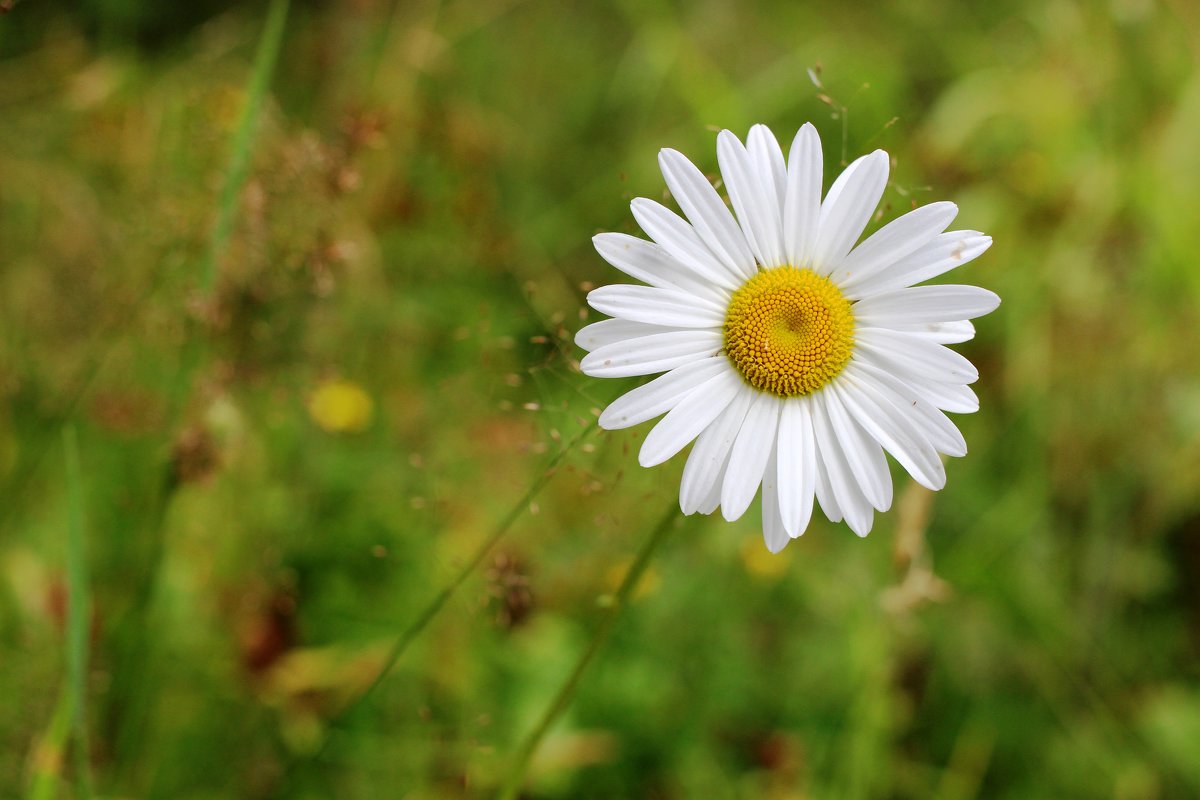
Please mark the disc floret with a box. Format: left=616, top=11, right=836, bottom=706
left=723, top=266, right=855, bottom=397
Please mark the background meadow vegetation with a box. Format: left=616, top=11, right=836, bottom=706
left=2, top=0, right=1200, bottom=797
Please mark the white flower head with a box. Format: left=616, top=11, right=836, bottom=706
left=577, top=124, right=997, bottom=552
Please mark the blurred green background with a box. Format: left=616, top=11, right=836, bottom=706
left=2, top=0, right=1200, bottom=797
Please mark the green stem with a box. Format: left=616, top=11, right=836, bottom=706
left=333, top=419, right=602, bottom=725
left=203, top=0, right=290, bottom=292
left=62, top=427, right=93, bottom=799
left=496, top=504, right=680, bottom=800
left=26, top=686, right=71, bottom=800
left=107, top=5, right=290, bottom=782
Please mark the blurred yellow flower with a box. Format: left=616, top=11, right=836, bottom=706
left=740, top=536, right=790, bottom=580
left=308, top=379, right=374, bottom=433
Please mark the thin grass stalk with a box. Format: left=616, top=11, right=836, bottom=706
left=496, top=504, right=681, bottom=800
left=203, top=0, right=290, bottom=292
left=1, top=0, right=289, bottom=535
left=62, top=427, right=93, bottom=799
left=108, top=4, right=291, bottom=779
left=26, top=687, right=71, bottom=800
left=332, top=418, right=602, bottom=729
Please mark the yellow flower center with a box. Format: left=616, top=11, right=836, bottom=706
left=723, top=266, right=855, bottom=397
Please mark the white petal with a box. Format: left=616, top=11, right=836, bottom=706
left=640, top=367, right=742, bottom=467
left=631, top=198, right=742, bottom=290
left=600, top=357, right=729, bottom=431
left=679, top=387, right=753, bottom=514
left=721, top=392, right=781, bottom=521
left=761, top=445, right=790, bottom=553
left=887, top=320, right=976, bottom=344
left=811, top=150, right=889, bottom=274
left=912, top=380, right=980, bottom=415
left=580, top=330, right=722, bottom=378
left=587, top=284, right=726, bottom=328
left=848, top=231, right=992, bottom=298
left=823, top=386, right=893, bottom=511
left=855, top=328, right=980, bottom=384
left=812, top=439, right=843, bottom=524
left=853, top=285, right=1000, bottom=327
left=831, top=201, right=957, bottom=287
left=717, top=130, right=784, bottom=267
left=854, top=355, right=979, bottom=414
left=697, top=460, right=727, bottom=515
left=658, top=148, right=755, bottom=279
left=598, top=356, right=729, bottom=430
left=782, top=123, right=822, bottom=268
left=776, top=399, right=816, bottom=538
left=592, top=233, right=730, bottom=305
left=836, top=375, right=947, bottom=490
left=575, top=319, right=686, bottom=353
left=810, top=392, right=875, bottom=536
left=747, top=125, right=788, bottom=209
left=845, top=361, right=967, bottom=456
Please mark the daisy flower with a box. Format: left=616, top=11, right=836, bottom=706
left=576, top=124, right=998, bottom=552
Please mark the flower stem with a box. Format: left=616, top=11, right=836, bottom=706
left=496, top=504, right=681, bottom=800
left=334, top=419, right=602, bottom=724
left=204, top=0, right=290, bottom=293
left=63, top=426, right=94, bottom=799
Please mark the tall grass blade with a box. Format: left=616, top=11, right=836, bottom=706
left=62, top=427, right=93, bottom=799
left=105, top=5, right=291, bottom=775
left=203, top=0, right=291, bottom=293
left=26, top=688, right=71, bottom=800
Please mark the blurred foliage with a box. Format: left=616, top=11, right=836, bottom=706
left=2, top=0, right=1200, bottom=797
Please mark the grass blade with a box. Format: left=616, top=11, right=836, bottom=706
left=62, top=426, right=93, bottom=799
left=203, top=0, right=291, bottom=292
left=332, top=418, right=602, bottom=726
left=26, top=688, right=71, bottom=800
left=103, top=5, right=291, bottom=776
left=497, top=504, right=681, bottom=800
